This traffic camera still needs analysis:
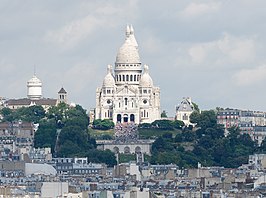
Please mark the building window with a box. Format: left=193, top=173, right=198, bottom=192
left=123, top=75, right=125, bottom=81
left=183, top=114, right=188, bottom=120
left=126, top=75, right=129, bottom=81
left=134, top=75, right=136, bottom=81
left=130, top=75, right=133, bottom=81
left=125, top=98, right=128, bottom=106
left=119, top=75, right=121, bottom=81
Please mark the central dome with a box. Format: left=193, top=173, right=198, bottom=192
left=115, top=25, right=140, bottom=64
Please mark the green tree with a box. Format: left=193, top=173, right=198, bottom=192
left=59, top=140, right=82, bottom=157
left=182, top=130, right=196, bottom=142
left=138, top=123, right=152, bottom=129
left=92, top=119, right=114, bottom=130
left=34, top=120, right=57, bottom=151
left=173, top=120, right=184, bottom=129
left=86, top=149, right=117, bottom=167
left=161, top=110, right=168, bottom=118
left=16, top=106, right=46, bottom=123
left=152, top=136, right=174, bottom=153
left=259, top=138, right=266, bottom=153
left=0, top=107, right=16, bottom=122
left=192, top=102, right=200, bottom=112
left=151, top=120, right=174, bottom=130
left=190, top=110, right=217, bottom=130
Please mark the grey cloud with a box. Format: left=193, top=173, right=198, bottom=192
left=1, top=0, right=266, bottom=116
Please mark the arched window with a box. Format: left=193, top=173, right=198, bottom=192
left=124, top=146, right=130, bottom=154
left=117, top=114, right=122, bottom=123
left=130, top=75, right=133, bottom=81
left=134, top=75, right=136, bottom=81
left=119, top=75, right=121, bottom=81
left=123, top=114, right=128, bottom=123
left=135, top=146, right=141, bottom=154
left=126, top=75, right=129, bottom=81
left=123, top=75, right=125, bottom=81
left=130, top=114, right=135, bottom=122
left=113, top=147, right=119, bottom=154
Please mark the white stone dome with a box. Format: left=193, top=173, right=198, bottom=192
left=115, top=25, right=140, bottom=64
left=139, top=65, right=153, bottom=87
left=116, top=40, right=140, bottom=64
left=27, top=75, right=42, bottom=85
left=103, top=65, right=115, bottom=87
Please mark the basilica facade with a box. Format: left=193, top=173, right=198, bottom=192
left=95, top=25, right=160, bottom=124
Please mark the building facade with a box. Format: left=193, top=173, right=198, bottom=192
left=217, top=109, right=266, bottom=145
left=5, top=74, right=67, bottom=110
left=175, top=97, right=195, bottom=126
left=95, top=25, right=160, bottom=124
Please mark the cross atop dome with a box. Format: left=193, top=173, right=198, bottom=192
left=143, top=65, right=149, bottom=73
left=107, top=64, right=112, bottom=74
left=126, top=24, right=134, bottom=37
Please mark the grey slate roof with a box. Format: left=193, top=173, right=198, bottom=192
left=176, top=98, right=194, bottom=112
left=7, top=98, right=57, bottom=106
left=58, top=87, right=67, bottom=94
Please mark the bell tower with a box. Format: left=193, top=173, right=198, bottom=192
left=57, top=87, right=67, bottom=104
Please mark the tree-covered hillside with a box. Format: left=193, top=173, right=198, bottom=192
left=151, top=110, right=259, bottom=168
left=0, top=103, right=116, bottom=167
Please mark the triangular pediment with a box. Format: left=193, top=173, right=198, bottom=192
left=116, top=85, right=137, bottom=95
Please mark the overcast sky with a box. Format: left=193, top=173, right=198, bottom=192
left=1, top=0, right=266, bottom=116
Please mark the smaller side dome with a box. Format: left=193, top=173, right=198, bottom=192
left=103, top=65, right=115, bottom=87
left=139, top=65, right=153, bottom=87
